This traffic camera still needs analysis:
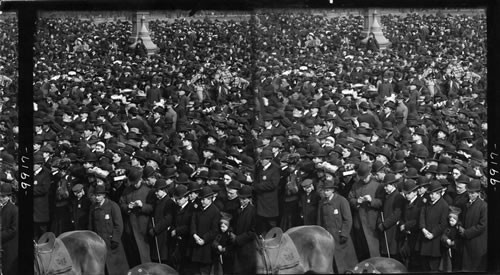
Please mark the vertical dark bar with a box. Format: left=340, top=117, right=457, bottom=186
left=18, top=6, right=35, bottom=275
left=487, top=0, right=500, bottom=272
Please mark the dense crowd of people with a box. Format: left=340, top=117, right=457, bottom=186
left=0, top=9, right=490, bottom=275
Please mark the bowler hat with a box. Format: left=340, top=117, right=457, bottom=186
left=371, top=161, right=385, bottom=173
left=390, top=162, right=406, bottom=173
left=466, top=179, right=481, bottom=192
left=383, top=173, right=398, bottom=185
left=377, top=148, right=392, bottom=160
left=227, top=180, right=242, bottom=190
left=436, top=163, right=449, bottom=175
left=34, top=153, right=45, bottom=164
left=238, top=185, right=253, bottom=198
left=402, top=179, right=418, bottom=193
left=94, top=185, right=108, bottom=194
left=154, top=179, right=168, bottom=191
left=406, top=167, right=419, bottom=179
left=198, top=186, right=215, bottom=199
left=187, top=181, right=201, bottom=193
left=143, top=166, right=156, bottom=179
left=260, top=150, right=274, bottom=160
left=456, top=174, right=470, bottom=185
left=173, top=185, right=189, bottom=198
left=323, top=180, right=336, bottom=190
left=176, top=173, right=190, bottom=185
left=357, top=162, right=371, bottom=178
left=128, top=167, right=143, bottom=184
left=427, top=180, right=444, bottom=193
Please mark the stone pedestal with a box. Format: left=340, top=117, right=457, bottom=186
left=360, top=10, right=391, bottom=50
left=129, top=11, right=158, bottom=55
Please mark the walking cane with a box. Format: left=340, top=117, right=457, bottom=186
left=380, top=212, right=391, bottom=259
left=151, top=217, right=162, bottom=264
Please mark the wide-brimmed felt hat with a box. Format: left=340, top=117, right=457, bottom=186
left=390, top=162, right=406, bottom=173
left=323, top=180, right=337, bottom=190
left=176, top=173, right=190, bottom=185
left=187, top=181, right=201, bottom=193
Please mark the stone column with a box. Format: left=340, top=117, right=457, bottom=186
left=360, top=10, right=391, bottom=49
left=129, top=11, right=158, bottom=55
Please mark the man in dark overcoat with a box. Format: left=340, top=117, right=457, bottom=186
left=348, top=162, right=382, bottom=261
left=119, top=167, right=153, bottom=266
left=253, top=149, right=281, bottom=235
left=419, top=180, right=449, bottom=272
left=458, top=179, right=487, bottom=271
left=34, top=153, right=52, bottom=240
left=318, top=180, right=358, bottom=273
left=89, top=185, right=129, bottom=275
left=190, top=186, right=221, bottom=275
left=149, top=179, right=176, bottom=264
left=377, top=173, right=405, bottom=261
left=170, top=184, right=193, bottom=274
left=299, top=178, right=320, bottom=225
left=70, top=183, right=91, bottom=230
left=232, top=185, right=256, bottom=275
left=0, top=183, right=18, bottom=275
left=399, top=179, right=423, bottom=272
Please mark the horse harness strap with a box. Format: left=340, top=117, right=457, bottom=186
left=260, top=229, right=301, bottom=274
left=35, top=233, right=73, bottom=275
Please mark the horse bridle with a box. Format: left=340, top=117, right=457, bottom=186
left=34, top=240, right=54, bottom=275
left=256, top=235, right=283, bottom=275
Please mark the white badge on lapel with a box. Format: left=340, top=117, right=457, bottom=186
left=263, top=176, right=267, bottom=180
left=334, top=209, right=339, bottom=215
left=105, top=214, right=110, bottom=220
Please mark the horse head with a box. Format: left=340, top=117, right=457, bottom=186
left=33, top=232, right=74, bottom=275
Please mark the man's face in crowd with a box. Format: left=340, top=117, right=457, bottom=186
left=456, top=182, right=467, bottom=194
left=404, top=190, right=417, bottom=202
left=468, top=190, right=480, bottom=202
left=429, top=190, right=441, bottom=203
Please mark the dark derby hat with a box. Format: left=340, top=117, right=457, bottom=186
left=198, top=186, right=215, bottom=199
left=154, top=179, right=168, bottom=191
left=323, top=180, right=337, bottom=190
left=383, top=173, right=398, bottom=185
left=238, top=185, right=253, bottom=198
left=466, top=179, right=481, bottom=192
left=172, top=184, right=189, bottom=198
left=260, top=150, right=274, bottom=160
left=187, top=181, right=201, bottom=193
left=455, top=174, right=470, bottom=185
left=227, top=180, right=242, bottom=190
left=34, top=153, right=45, bottom=164
left=417, top=176, right=430, bottom=187
left=176, top=173, right=190, bottom=185
left=436, top=163, right=449, bottom=175
left=390, top=162, right=406, bottom=173
left=94, top=184, right=108, bottom=194
left=406, top=167, right=420, bottom=179
left=371, top=160, right=385, bottom=173
left=128, top=167, right=143, bottom=184
left=402, top=179, right=419, bottom=193
left=357, top=162, right=371, bottom=178
left=377, top=148, right=392, bottom=160
left=427, top=180, right=444, bottom=193
left=143, top=166, right=156, bottom=179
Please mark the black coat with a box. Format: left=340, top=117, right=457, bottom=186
left=34, top=167, right=52, bottom=223
left=149, top=195, right=176, bottom=262
left=462, top=198, right=487, bottom=271
left=172, top=203, right=194, bottom=258
left=401, top=197, right=423, bottom=253
left=378, top=190, right=405, bottom=255
left=89, top=198, right=129, bottom=275
left=419, top=197, right=448, bottom=257
left=253, top=162, right=281, bottom=218
left=190, top=203, right=221, bottom=264
left=233, top=203, right=256, bottom=275
left=70, top=196, right=91, bottom=230
left=299, top=190, right=320, bottom=225
left=1, top=201, right=18, bottom=275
